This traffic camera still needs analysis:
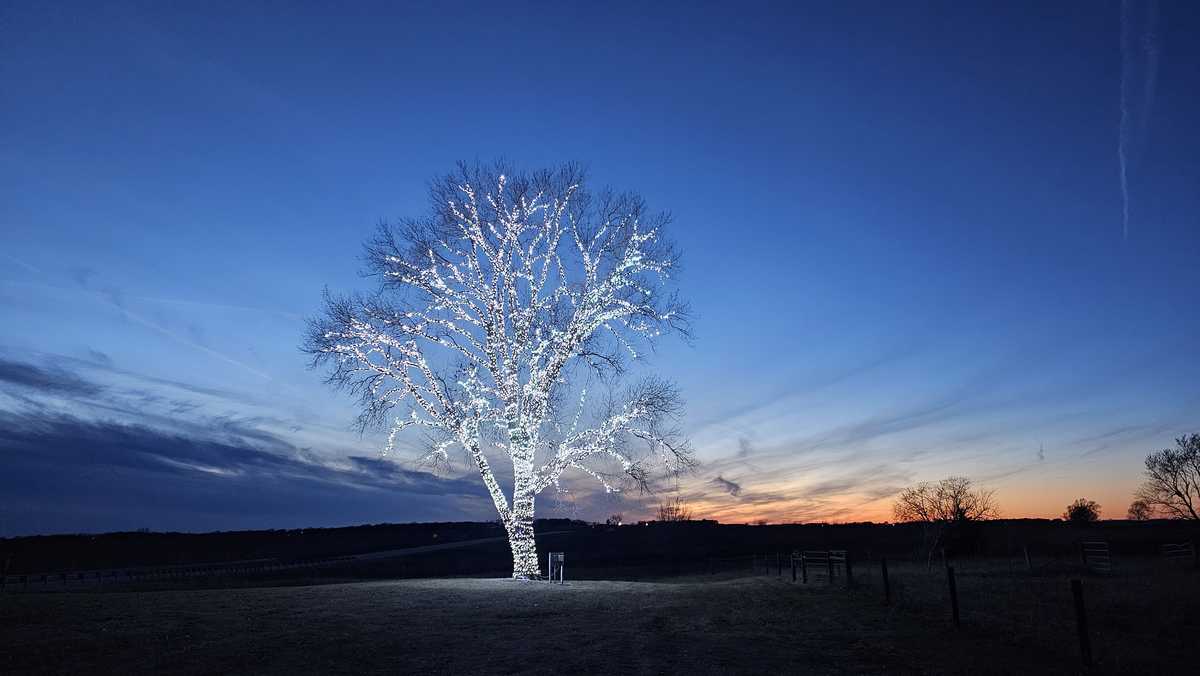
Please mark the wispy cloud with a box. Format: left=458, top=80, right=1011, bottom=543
left=710, top=475, right=742, bottom=497
left=0, top=408, right=490, bottom=535
left=737, top=437, right=754, bottom=458
left=3, top=272, right=276, bottom=380
left=0, top=358, right=105, bottom=397
left=1075, top=421, right=1177, bottom=457
left=2, top=253, right=42, bottom=274
left=1118, top=0, right=1160, bottom=239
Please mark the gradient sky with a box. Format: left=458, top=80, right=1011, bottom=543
left=2, top=1, right=1198, bottom=535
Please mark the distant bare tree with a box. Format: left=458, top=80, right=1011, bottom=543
left=893, top=476, right=997, bottom=569
left=894, top=476, right=998, bottom=524
left=605, top=513, right=624, bottom=526
left=656, top=496, right=693, bottom=522
left=1126, top=499, right=1152, bottom=521
left=1135, top=434, right=1200, bottom=520
left=1063, top=498, right=1101, bottom=523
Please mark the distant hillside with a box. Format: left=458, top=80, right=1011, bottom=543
left=2, top=518, right=1195, bottom=576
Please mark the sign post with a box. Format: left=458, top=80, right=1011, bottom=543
left=547, top=552, right=565, bottom=584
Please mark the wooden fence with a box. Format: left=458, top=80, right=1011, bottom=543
left=793, top=550, right=852, bottom=586
left=1079, top=541, right=1111, bottom=574
left=1162, top=541, right=1196, bottom=567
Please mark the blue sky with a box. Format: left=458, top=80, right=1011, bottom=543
left=2, top=1, right=1198, bottom=534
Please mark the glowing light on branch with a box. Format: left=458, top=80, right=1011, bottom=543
left=307, top=165, right=692, bottom=579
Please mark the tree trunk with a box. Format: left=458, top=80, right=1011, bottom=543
left=926, top=529, right=943, bottom=572
left=506, top=443, right=541, bottom=578
left=503, top=418, right=542, bottom=579
left=507, top=493, right=540, bottom=578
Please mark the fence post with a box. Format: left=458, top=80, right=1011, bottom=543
left=776, top=552, right=781, bottom=577
left=827, top=551, right=834, bottom=583
left=1023, top=545, right=1032, bottom=573
left=845, top=551, right=854, bottom=588
left=1071, top=579, right=1092, bottom=670
left=881, top=557, right=891, bottom=605
left=791, top=555, right=797, bottom=582
left=946, top=565, right=960, bottom=628
left=801, top=553, right=808, bottom=584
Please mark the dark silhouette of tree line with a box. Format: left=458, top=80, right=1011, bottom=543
left=888, top=433, right=1200, bottom=548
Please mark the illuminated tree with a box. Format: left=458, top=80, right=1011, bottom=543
left=304, top=163, right=693, bottom=578
left=1135, top=434, right=1200, bottom=520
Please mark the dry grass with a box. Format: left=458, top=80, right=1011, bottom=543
left=2, top=559, right=1197, bottom=674
left=867, top=557, right=1200, bottom=673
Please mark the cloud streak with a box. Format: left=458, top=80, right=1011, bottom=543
left=0, top=359, right=105, bottom=397
left=1118, top=0, right=1160, bottom=239
left=710, top=475, right=743, bottom=497
left=0, top=408, right=490, bottom=535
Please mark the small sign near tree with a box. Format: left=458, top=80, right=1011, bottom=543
left=547, top=552, right=565, bottom=584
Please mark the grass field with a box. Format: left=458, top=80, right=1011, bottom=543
left=3, top=558, right=1197, bottom=674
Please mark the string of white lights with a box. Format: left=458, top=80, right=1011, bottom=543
left=312, top=169, right=690, bottom=578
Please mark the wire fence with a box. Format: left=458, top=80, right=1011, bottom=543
left=4, top=537, right=1196, bottom=593
left=716, top=538, right=1200, bottom=672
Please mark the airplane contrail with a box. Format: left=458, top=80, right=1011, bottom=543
left=1119, top=0, right=1160, bottom=240
left=105, top=298, right=273, bottom=381
left=1137, top=2, right=1156, bottom=164
left=1, top=277, right=273, bottom=381
left=1138, top=1, right=1159, bottom=156
left=1, top=253, right=42, bottom=274
left=1119, top=0, right=1131, bottom=240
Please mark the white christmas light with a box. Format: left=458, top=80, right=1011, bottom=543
left=308, top=166, right=692, bottom=579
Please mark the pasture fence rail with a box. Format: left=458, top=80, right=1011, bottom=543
left=7, top=536, right=1196, bottom=595
left=1079, top=541, right=1111, bottom=575
left=1161, top=541, right=1197, bottom=568
left=792, top=550, right=850, bottom=586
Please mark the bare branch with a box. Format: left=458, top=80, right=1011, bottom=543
left=303, top=162, right=692, bottom=578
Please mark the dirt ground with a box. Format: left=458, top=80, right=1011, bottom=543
left=0, top=569, right=1192, bottom=675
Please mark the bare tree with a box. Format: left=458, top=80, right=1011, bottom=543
left=1126, top=499, right=1152, bottom=521
left=605, top=513, right=624, bottom=526
left=894, top=476, right=998, bottom=523
left=1063, top=498, right=1101, bottom=523
left=893, top=476, right=997, bottom=569
left=656, top=496, right=693, bottom=522
left=304, top=162, right=693, bottom=578
left=1135, top=434, right=1200, bottom=520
